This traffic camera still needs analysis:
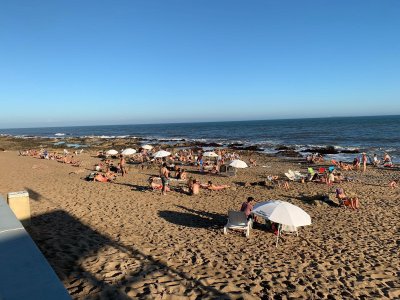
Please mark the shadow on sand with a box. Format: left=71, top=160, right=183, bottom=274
left=25, top=206, right=230, bottom=299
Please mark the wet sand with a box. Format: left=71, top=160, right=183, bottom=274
left=0, top=149, right=399, bottom=299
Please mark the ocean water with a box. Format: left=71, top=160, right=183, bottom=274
left=1, top=115, right=399, bottom=163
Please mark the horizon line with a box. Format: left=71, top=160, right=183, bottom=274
left=0, top=114, right=399, bottom=130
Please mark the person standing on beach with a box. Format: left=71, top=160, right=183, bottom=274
left=362, top=153, right=367, bottom=173
left=160, top=163, right=170, bottom=195
left=119, top=154, right=127, bottom=176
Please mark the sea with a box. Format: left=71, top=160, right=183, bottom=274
left=1, top=115, right=399, bottom=163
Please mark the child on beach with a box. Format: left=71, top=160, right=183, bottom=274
left=389, top=179, right=398, bottom=189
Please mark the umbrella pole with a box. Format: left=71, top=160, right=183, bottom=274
left=276, top=224, right=281, bottom=247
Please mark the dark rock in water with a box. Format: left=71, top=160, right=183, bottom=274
left=303, top=145, right=338, bottom=154
left=241, top=145, right=264, bottom=151
left=159, top=139, right=186, bottom=142
left=340, top=149, right=360, bottom=154
left=0, top=148, right=4, bottom=152
left=229, top=145, right=264, bottom=151
left=228, top=143, right=244, bottom=147
left=275, top=145, right=295, bottom=151
left=193, top=142, right=223, bottom=148
left=275, top=150, right=302, bottom=157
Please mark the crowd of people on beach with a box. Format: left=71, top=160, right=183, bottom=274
left=18, top=145, right=398, bottom=211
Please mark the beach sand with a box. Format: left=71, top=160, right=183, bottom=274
left=0, top=149, right=399, bottom=299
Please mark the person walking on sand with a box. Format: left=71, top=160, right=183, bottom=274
left=160, top=163, right=170, bottom=195
left=362, top=152, right=367, bottom=173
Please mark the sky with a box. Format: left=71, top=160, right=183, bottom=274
left=0, top=0, right=399, bottom=128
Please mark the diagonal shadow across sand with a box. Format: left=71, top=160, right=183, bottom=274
left=26, top=209, right=231, bottom=299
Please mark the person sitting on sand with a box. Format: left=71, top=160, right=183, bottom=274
left=352, top=157, right=360, bottom=170
left=178, top=168, right=187, bottom=180
left=327, top=170, right=336, bottom=186
left=148, top=176, right=170, bottom=191
left=249, top=158, right=257, bottom=167
left=383, top=153, right=393, bottom=167
left=336, top=188, right=360, bottom=210
left=373, top=154, right=380, bottom=167
left=105, top=170, right=117, bottom=181
left=209, top=163, right=220, bottom=174
left=190, top=179, right=200, bottom=195
left=201, top=181, right=230, bottom=191
left=240, top=196, right=255, bottom=221
left=389, top=179, right=398, bottom=189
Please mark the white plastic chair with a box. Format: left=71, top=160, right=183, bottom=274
left=223, top=211, right=252, bottom=238
left=280, top=224, right=298, bottom=236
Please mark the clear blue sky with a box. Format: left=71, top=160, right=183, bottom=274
left=1, top=0, right=399, bottom=128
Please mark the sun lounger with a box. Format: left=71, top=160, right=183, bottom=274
left=223, top=211, right=252, bottom=238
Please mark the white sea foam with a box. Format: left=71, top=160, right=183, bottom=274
left=54, top=133, right=65, bottom=136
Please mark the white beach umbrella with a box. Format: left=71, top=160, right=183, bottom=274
left=153, top=150, right=171, bottom=158
left=106, top=149, right=118, bottom=156
left=252, top=200, right=311, bottom=227
left=142, top=144, right=153, bottom=150
left=229, top=159, right=248, bottom=168
left=121, top=148, right=136, bottom=155
left=203, top=151, right=219, bottom=158
left=252, top=200, right=311, bottom=246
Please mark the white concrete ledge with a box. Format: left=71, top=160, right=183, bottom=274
left=0, top=196, right=71, bottom=300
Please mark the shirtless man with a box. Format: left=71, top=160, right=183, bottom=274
left=160, top=163, right=170, bottom=195
left=119, top=155, right=127, bottom=176
left=204, top=181, right=230, bottom=191
left=191, top=179, right=200, bottom=195
left=361, top=153, right=367, bottom=172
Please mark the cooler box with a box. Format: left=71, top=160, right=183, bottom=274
left=7, top=191, right=31, bottom=227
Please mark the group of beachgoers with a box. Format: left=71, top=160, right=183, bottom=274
left=19, top=148, right=83, bottom=166
left=154, top=162, right=231, bottom=195
left=18, top=146, right=397, bottom=206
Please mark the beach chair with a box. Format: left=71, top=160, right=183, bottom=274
left=219, top=164, right=236, bottom=177
left=280, top=224, right=298, bottom=236
left=284, top=170, right=296, bottom=181
left=223, top=211, right=252, bottom=238
left=292, top=170, right=305, bottom=180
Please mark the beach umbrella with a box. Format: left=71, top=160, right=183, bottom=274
left=142, top=144, right=153, bottom=150
left=203, top=151, right=219, bottom=158
left=229, top=159, right=248, bottom=168
left=153, top=150, right=171, bottom=158
left=121, top=148, right=136, bottom=155
left=252, top=200, right=311, bottom=246
left=106, top=149, right=118, bottom=156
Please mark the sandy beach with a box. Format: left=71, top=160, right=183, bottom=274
left=0, top=145, right=399, bottom=299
